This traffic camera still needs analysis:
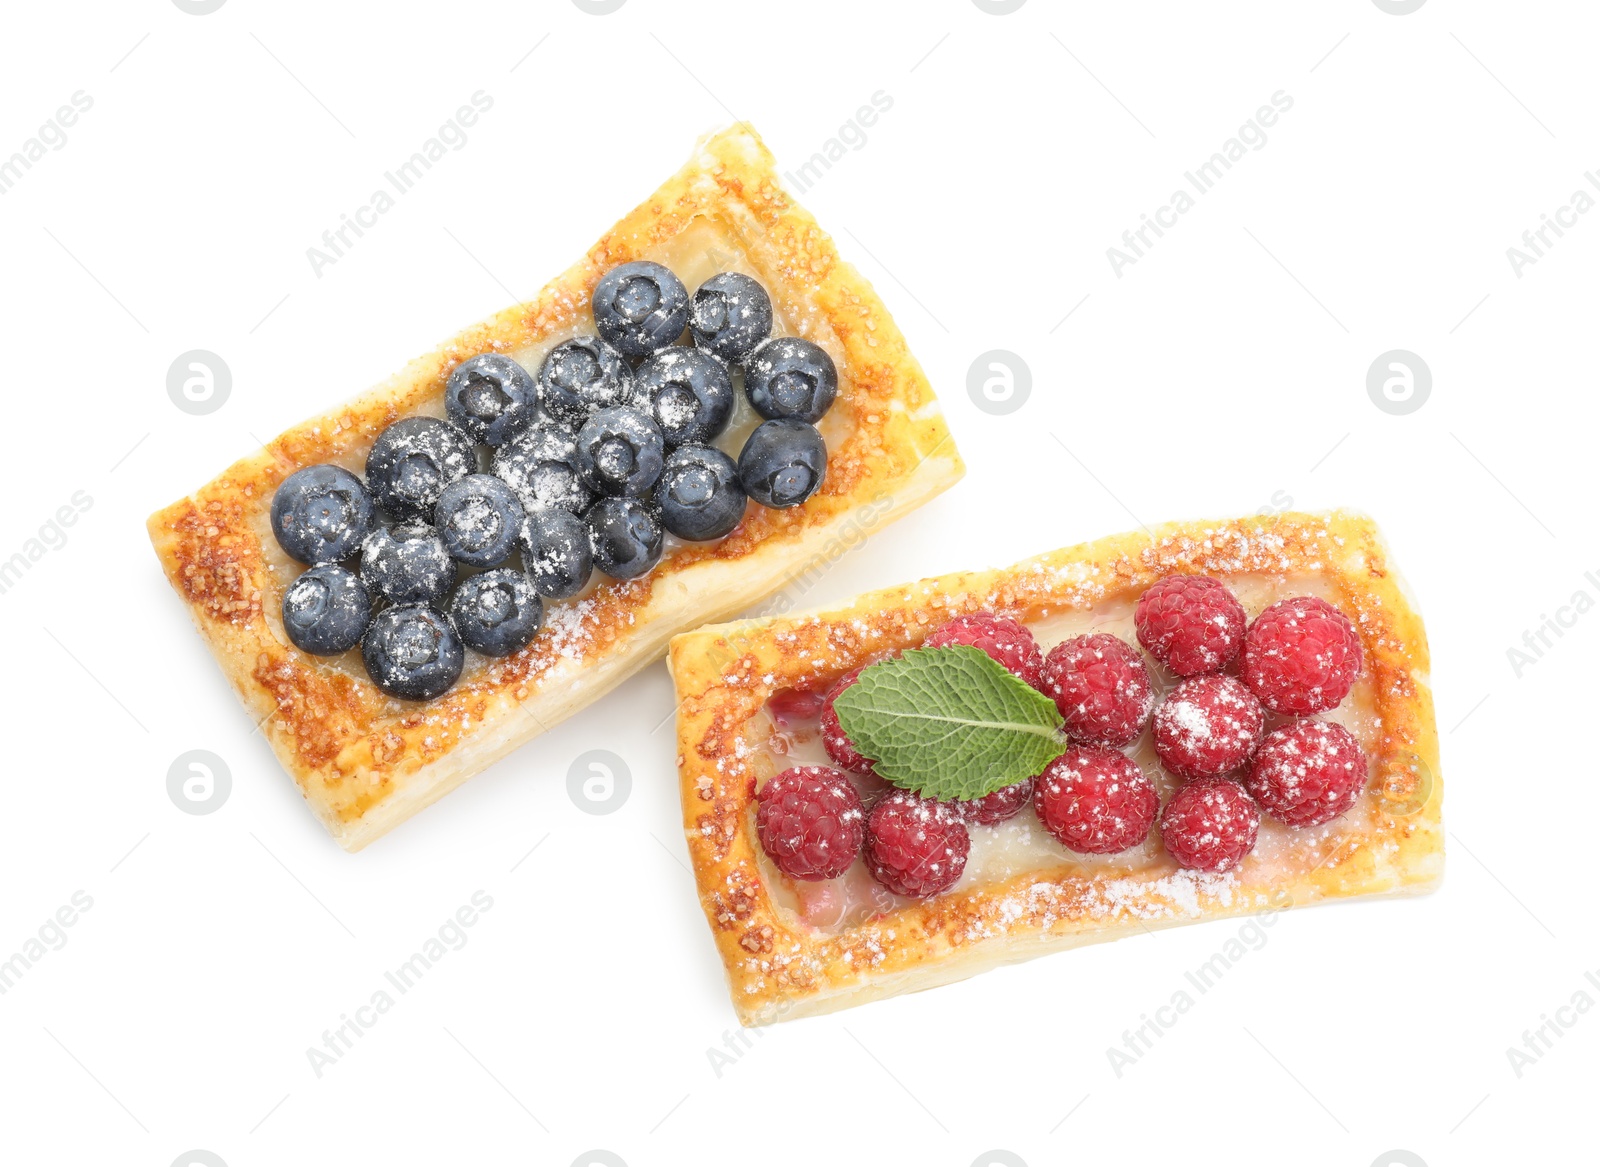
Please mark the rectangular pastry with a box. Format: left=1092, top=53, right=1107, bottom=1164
left=668, top=511, right=1442, bottom=1024
left=147, top=126, right=963, bottom=852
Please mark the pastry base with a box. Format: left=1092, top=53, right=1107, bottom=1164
left=147, top=125, right=963, bottom=852
left=668, top=512, right=1442, bottom=1024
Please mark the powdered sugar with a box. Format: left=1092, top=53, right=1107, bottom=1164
left=1164, top=697, right=1214, bottom=741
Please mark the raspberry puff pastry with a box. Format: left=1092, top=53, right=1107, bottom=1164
left=668, top=511, right=1442, bottom=1024
left=148, top=126, right=962, bottom=851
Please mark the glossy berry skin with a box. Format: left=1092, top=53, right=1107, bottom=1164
left=585, top=496, right=663, bottom=580
left=271, top=464, right=375, bottom=565
left=444, top=353, right=538, bottom=446
left=1242, top=595, right=1364, bottom=716
left=755, top=766, right=865, bottom=881
left=820, top=666, right=875, bottom=775
left=520, top=508, right=593, bottom=600
left=434, top=474, right=525, bottom=568
left=925, top=612, right=1045, bottom=690
left=1135, top=574, right=1247, bottom=677
left=744, top=336, right=838, bottom=423
left=865, top=791, right=970, bottom=899
left=491, top=420, right=594, bottom=516
left=656, top=445, right=746, bottom=541
left=592, top=261, right=689, bottom=358
left=631, top=348, right=735, bottom=447
left=1034, top=745, right=1158, bottom=854
left=1041, top=633, right=1155, bottom=747
left=361, top=604, right=464, bottom=701
left=956, top=780, right=1034, bottom=826
left=690, top=272, right=773, bottom=363
left=574, top=406, right=665, bottom=498
left=359, top=523, right=455, bottom=607
left=1246, top=719, right=1368, bottom=828
left=1160, top=777, right=1260, bottom=873
left=767, top=687, right=827, bottom=727
left=449, top=569, right=544, bottom=657
left=537, top=336, right=637, bottom=427
left=281, top=564, right=371, bottom=655
left=364, top=416, right=477, bottom=522
left=1153, top=674, right=1265, bottom=780
left=738, top=418, right=827, bottom=509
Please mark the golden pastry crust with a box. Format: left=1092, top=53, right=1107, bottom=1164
left=146, top=126, right=963, bottom=852
left=668, top=511, right=1442, bottom=1025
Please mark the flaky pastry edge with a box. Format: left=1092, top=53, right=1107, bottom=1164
left=147, top=125, right=964, bottom=851
left=669, top=511, right=1442, bottom=1024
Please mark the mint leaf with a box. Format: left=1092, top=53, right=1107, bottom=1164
left=831, top=645, right=1066, bottom=801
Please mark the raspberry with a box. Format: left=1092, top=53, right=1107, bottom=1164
left=954, top=779, right=1034, bottom=826
left=1159, top=777, right=1260, bottom=872
left=1041, top=633, right=1154, bottom=747
left=1135, top=575, right=1247, bottom=676
left=1241, top=595, right=1363, bottom=716
left=755, top=766, right=865, bottom=881
left=865, top=790, right=970, bottom=898
left=1034, top=745, right=1158, bottom=855
left=1246, top=719, right=1368, bottom=827
left=1153, top=674, right=1264, bottom=780
left=820, top=667, right=876, bottom=775
left=925, top=612, right=1045, bottom=689
left=766, top=686, right=826, bottom=727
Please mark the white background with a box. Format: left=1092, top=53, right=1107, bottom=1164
left=0, top=2, right=1593, bottom=1165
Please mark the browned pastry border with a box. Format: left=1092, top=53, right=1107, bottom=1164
left=147, top=126, right=964, bottom=851
left=669, top=512, right=1441, bottom=1024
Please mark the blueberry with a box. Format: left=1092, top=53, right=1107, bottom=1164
left=657, top=445, right=746, bottom=541
left=738, top=418, right=827, bottom=509
left=361, top=604, right=464, bottom=700
left=744, top=337, right=838, bottom=423
left=632, top=349, right=735, bottom=448
left=364, top=416, right=477, bottom=521
left=592, top=261, right=689, bottom=358
left=574, top=406, right=665, bottom=497
left=449, top=569, right=544, bottom=657
left=520, top=509, right=593, bottom=600
left=537, top=336, right=636, bottom=427
left=270, top=464, right=374, bottom=565
left=690, top=272, right=773, bottom=363
left=281, top=565, right=371, bottom=655
left=445, top=353, right=538, bottom=446
left=359, top=523, right=456, bottom=606
left=434, top=474, right=525, bottom=568
left=490, top=420, right=595, bottom=516
left=586, top=496, right=664, bottom=580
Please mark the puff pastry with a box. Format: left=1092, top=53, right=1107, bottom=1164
left=147, top=126, right=963, bottom=851
left=668, top=511, right=1442, bottom=1024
